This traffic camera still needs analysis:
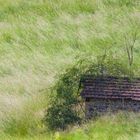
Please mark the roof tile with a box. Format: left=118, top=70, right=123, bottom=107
left=81, top=76, right=140, bottom=101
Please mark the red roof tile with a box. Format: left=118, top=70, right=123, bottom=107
left=81, top=76, right=140, bottom=101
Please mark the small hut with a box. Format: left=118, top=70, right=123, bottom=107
left=80, top=76, right=140, bottom=118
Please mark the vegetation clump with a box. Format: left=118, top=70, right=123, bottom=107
left=44, top=50, right=140, bottom=130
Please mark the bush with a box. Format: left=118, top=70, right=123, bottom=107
left=44, top=65, right=83, bottom=130
left=44, top=104, right=80, bottom=130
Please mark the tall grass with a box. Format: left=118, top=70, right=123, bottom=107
left=1, top=112, right=140, bottom=140
left=57, top=112, right=140, bottom=140
left=0, top=0, right=140, bottom=139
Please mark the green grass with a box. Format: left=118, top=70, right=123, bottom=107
left=0, top=112, right=140, bottom=140
left=58, top=113, right=140, bottom=140
left=0, top=0, right=140, bottom=139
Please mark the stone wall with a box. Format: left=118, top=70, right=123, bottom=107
left=85, top=98, right=140, bottom=118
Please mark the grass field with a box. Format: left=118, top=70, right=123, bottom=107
left=0, top=0, right=140, bottom=139
left=0, top=113, right=140, bottom=140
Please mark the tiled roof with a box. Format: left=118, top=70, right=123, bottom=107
left=81, top=76, right=140, bottom=101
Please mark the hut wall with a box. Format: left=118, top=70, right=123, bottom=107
left=85, top=98, right=140, bottom=118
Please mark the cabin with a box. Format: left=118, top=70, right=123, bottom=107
left=80, top=76, right=140, bottom=118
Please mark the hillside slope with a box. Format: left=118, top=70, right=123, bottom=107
left=0, top=0, right=140, bottom=139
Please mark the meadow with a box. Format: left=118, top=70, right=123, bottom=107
left=0, top=0, right=140, bottom=139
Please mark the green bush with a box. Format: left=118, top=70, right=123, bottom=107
left=44, top=65, right=83, bottom=130
left=44, top=104, right=80, bottom=130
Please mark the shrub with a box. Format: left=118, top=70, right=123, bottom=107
left=44, top=65, right=83, bottom=130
